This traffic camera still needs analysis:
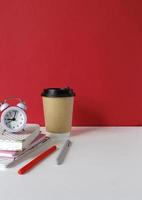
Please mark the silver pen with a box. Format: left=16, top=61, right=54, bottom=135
left=57, top=139, right=72, bottom=165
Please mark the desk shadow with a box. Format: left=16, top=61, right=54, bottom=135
left=71, top=127, right=96, bottom=137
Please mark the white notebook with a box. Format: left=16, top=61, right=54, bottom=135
left=0, top=124, right=40, bottom=151
left=0, top=133, right=47, bottom=158
left=0, top=137, right=50, bottom=168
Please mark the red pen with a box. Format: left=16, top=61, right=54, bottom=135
left=18, top=145, right=57, bottom=175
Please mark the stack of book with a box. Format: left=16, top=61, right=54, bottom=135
left=0, top=124, right=49, bottom=168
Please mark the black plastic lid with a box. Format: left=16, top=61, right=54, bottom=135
left=41, top=87, right=75, bottom=97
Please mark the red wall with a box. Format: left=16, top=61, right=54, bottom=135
left=0, top=0, right=142, bottom=126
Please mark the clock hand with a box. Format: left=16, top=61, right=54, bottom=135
left=7, top=117, right=16, bottom=121
left=9, top=112, right=13, bottom=118
left=14, top=111, right=16, bottom=118
left=10, top=111, right=16, bottom=121
left=13, top=111, right=17, bottom=120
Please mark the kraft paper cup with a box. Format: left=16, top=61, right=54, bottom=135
left=41, top=87, right=75, bottom=134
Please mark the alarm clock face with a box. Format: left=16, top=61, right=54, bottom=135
left=1, top=106, right=27, bottom=133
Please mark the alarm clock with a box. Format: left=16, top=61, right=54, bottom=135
left=0, top=97, right=27, bottom=133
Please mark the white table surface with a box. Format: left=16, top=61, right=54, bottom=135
left=1, top=126, right=142, bottom=200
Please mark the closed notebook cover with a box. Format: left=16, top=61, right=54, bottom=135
left=0, top=124, right=40, bottom=151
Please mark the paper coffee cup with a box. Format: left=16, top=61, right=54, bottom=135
left=41, top=87, right=75, bottom=133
